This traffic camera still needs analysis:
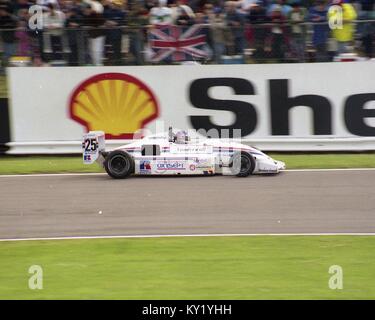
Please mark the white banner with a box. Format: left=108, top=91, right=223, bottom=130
left=8, top=62, right=375, bottom=153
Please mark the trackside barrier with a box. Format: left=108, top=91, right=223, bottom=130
left=5, top=137, right=375, bottom=154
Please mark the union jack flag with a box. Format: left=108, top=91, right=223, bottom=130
left=148, top=24, right=209, bottom=62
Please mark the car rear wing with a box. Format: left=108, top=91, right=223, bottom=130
left=82, top=131, right=105, bottom=165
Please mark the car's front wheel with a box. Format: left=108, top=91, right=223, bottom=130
left=230, top=152, right=255, bottom=177
left=104, top=150, right=134, bottom=179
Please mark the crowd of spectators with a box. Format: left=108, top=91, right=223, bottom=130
left=0, top=0, right=373, bottom=67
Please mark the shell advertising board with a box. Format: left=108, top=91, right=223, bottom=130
left=7, top=63, right=375, bottom=153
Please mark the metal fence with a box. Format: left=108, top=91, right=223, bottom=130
left=0, top=20, right=374, bottom=67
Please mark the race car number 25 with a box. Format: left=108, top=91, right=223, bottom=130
left=83, top=138, right=98, bottom=152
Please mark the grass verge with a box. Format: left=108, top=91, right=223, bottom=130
left=0, top=236, right=374, bottom=299
left=0, top=75, right=7, bottom=98
left=0, top=156, right=102, bottom=175
left=0, top=153, right=375, bottom=175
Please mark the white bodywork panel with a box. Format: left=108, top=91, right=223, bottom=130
left=82, top=131, right=105, bottom=165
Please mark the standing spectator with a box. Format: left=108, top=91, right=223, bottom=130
left=288, top=1, right=306, bottom=62
left=188, top=0, right=206, bottom=12
left=308, top=0, right=329, bottom=61
left=26, top=1, right=49, bottom=63
left=327, top=0, right=357, bottom=54
left=15, top=0, right=32, bottom=11
left=103, top=0, right=126, bottom=65
left=0, top=0, right=15, bottom=12
left=82, top=0, right=106, bottom=66
left=197, top=2, right=213, bottom=24
left=43, top=3, right=66, bottom=61
left=149, top=0, right=173, bottom=25
left=268, top=0, right=292, bottom=17
left=65, top=0, right=85, bottom=65
left=19, top=3, right=46, bottom=65
left=173, top=0, right=195, bottom=25
left=37, top=0, right=61, bottom=10
left=16, top=10, right=32, bottom=58
left=195, top=3, right=213, bottom=58
left=144, top=0, right=156, bottom=12
left=248, top=0, right=269, bottom=61
left=239, top=0, right=258, bottom=14
left=208, top=7, right=227, bottom=63
left=358, top=0, right=374, bottom=57
left=225, top=1, right=245, bottom=55
left=127, top=1, right=148, bottom=65
left=0, top=3, right=17, bottom=66
left=267, top=4, right=287, bottom=61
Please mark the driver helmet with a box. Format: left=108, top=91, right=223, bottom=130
left=175, top=130, right=188, bottom=144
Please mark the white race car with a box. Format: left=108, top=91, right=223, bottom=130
left=83, top=128, right=285, bottom=179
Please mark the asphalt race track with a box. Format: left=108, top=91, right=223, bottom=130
left=1, top=170, right=375, bottom=239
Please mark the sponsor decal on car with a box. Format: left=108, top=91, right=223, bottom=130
left=170, top=145, right=213, bottom=154
left=140, top=160, right=152, bottom=174
left=193, top=157, right=211, bottom=165
left=189, top=164, right=196, bottom=171
left=193, top=157, right=214, bottom=169
left=156, top=161, right=185, bottom=171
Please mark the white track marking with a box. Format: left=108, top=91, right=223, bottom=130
left=285, top=168, right=375, bottom=172
left=1, top=233, right=375, bottom=242
left=0, top=173, right=106, bottom=178
left=1, top=168, right=375, bottom=178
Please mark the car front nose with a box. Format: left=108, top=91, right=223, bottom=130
left=276, top=161, right=286, bottom=171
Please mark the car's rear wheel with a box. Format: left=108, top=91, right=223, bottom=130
left=104, top=150, right=134, bottom=179
left=230, top=152, right=255, bottom=177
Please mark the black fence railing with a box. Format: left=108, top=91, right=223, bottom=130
left=0, top=20, right=374, bottom=67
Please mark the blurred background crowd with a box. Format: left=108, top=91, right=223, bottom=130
left=0, top=0, right=373, bottom=67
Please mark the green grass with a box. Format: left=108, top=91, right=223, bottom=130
left=0, top=75, right=7, bottom=98
left=0, top=153, right=374, bottom=175
left=0, top=236, right=374, bottom=299
left=269, top=153, right=375, bottom=169
left=0, top=156, right=102, bottom=175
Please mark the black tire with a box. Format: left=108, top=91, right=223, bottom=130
left=230, top=152, right=255, bottom=177
left=104, top=150, right=134, bottom=179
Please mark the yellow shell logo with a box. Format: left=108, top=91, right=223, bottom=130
left=69, top=73, right=159, bottom=138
